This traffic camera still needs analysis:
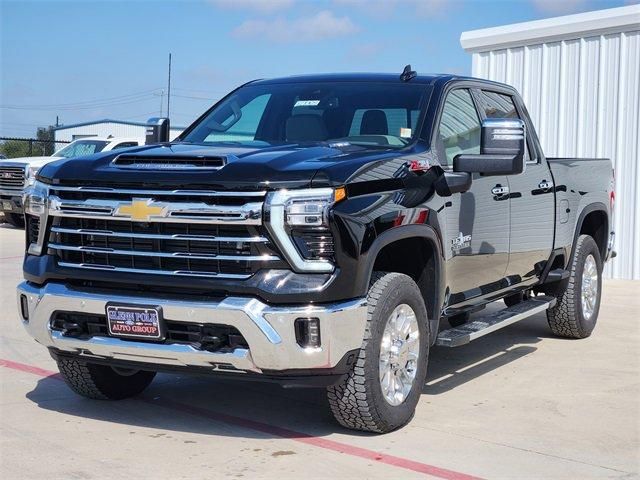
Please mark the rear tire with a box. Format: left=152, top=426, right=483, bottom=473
left=547, top=235, right=602, bottom=339
left=3, top=213, right=24, bottom=227
left=327, top=272, right=429, bottom=433
left=56, top=357, right=156, bottom=400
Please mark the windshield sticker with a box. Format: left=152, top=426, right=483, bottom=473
left=400, top=128, right=412, bottom=138
left=294, top=100, right=320, bottom=107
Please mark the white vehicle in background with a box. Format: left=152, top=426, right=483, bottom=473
left=0, top=137, right=142, bottom=227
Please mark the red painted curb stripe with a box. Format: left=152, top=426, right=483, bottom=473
left=0, top=359, right=62, bottom=379
left=1, top=358, right=482, bottom=480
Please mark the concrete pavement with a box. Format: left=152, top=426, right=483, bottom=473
left=1, top=222, right=638, bottom=479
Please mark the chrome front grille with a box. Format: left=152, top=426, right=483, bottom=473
left=46, top=186, right=285, bottom=279
left=0, top=166, right=25, bottom=189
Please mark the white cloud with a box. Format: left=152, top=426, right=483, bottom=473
left=334, top=0, right=454, bottom=18
left=232, top=10, right=359, bottom=42
left=209, top=0, right=294, bottom=13
left=530, top=0, right=589, bottom=14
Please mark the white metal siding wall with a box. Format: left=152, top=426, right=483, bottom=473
left=55, top=123, right=146, bottom=143
left=55, top=122, right=184, bottom=143
left=470, top=30, right=640, bottom=280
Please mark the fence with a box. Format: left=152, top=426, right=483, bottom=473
left=0, top=137, right=71, bottom=159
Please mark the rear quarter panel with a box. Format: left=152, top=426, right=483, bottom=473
left=547, top=158, right=613, bottom=257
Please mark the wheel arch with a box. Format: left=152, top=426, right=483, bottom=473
left=362, top=225, right=446, bottom=343
left=572, top=202, right=608, bottom=263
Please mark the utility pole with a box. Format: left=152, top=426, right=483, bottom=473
left=167, top=53, right=172, bottom=119
left=55, top=116, right=59, bottom=127
left=159, top=90, right=164, bottom=117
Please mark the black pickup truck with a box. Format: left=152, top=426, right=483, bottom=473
left=18, top=69, right=615, bottom=433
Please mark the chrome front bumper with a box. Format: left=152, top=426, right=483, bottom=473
left=17, top=281, right=367, bottom=374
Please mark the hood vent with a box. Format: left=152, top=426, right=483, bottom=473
left=112, top=154, right=227, bottom=170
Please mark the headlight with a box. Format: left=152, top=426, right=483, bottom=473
left=25, top=165, right=40, bottom=186
left=23, top=180, right=49, bottom=255
left=266, top=188, right=344, bottom=273
left=23, top=180, right=48, bottom=216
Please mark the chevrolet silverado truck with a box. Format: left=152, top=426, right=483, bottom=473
left=17, top=69, right=615, bottom=433
left=0, top=137, right=142, bottom=227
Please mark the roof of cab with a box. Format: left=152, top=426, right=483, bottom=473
left=250, top=73, right=461, bottom=85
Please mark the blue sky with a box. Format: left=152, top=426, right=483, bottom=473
left=0, top=0, right=634, bottom=137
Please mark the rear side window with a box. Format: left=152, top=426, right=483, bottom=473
left=436, top=89, right=481, bottom=166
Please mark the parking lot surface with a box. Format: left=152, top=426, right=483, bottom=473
left=0, top=222, right=638, bottom=479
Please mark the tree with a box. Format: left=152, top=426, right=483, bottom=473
left=36, top=126, right=56, bottom=156
left=0, top=139, right=34, bottom=158
left=0, top=125, right=57, bottom=158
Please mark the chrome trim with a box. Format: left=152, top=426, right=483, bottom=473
left=48, top=196, right=263, bottom=225
left=17, top=281, right=368, bottom=372
left=49, top=242, right=279, bottom=262
left=50, top=226, right=268, bottom=243
left=48, top=185, right=266, bottom=197
left=57, top=261, right=252, bottom=279
left=265, top=188, right=334, bottom=273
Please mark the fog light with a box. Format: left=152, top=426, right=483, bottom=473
left=19, top=294, right=29, bottom=321
left=294, top=317, right=321, bottom=348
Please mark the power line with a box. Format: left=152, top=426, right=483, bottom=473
left=0, top=88, right=163, bottom=109
left=1, top=96, right=159, bottom=111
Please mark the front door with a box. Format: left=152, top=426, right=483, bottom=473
left=474, top=89, right=554, bottom=281
left=435, top=88, right=510, bottom=305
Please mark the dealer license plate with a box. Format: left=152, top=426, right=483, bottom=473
left=106, top=304, right=164, bottom=340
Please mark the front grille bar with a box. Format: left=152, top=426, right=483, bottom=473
left=57, top=261, right=252, bottom=279
left=50, top=226, right=268, bottom=243
left=49, top=185, right=266, bottom=197
left=49, top=243, right=279, bottom=262
left=48, top=196, right=263, bottom=225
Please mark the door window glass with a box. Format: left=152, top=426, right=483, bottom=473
left=478, top=90, right=533, bottom=161
left=436, top=89, right=481, bottom=166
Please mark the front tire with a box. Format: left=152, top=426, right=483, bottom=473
left=547, top=235, right=602, bottom=339
left=327, top=272, right=429, bottom=433
left=57, top=357, right=156, bottom=400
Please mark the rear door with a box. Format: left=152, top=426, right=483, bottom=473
left=474, top=89, right=554, bottom=282
left=435, top=88, right=510, bottom=303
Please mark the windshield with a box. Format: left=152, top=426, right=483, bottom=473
left=55, top=140, right=109, bottom=158
left=181, top=82, right=430, bottom=149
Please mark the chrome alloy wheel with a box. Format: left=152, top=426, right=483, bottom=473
left=379, top=304, right=420, bottom=406
left=581, top=254, right=598, bottom=320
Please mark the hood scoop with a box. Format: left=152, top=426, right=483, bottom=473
left=112, top=153, right=230, bottom=170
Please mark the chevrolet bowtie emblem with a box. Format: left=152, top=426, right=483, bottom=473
left=116, top=199, right=166, bottom=221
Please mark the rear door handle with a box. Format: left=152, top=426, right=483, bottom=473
left=492, top=185, right=509, bottom=196
left=538, top=180, right=554, bottom=191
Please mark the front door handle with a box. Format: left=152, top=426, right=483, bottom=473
left=538, top=180, right=554, bottom=191
left=492, top=185, right=510, bottom=196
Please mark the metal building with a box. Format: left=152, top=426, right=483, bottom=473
left=53, top=119, right=185, bottom=143
left=461, top=5, right=640, bottom=280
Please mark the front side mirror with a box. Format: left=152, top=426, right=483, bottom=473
left=453, top=118, right=525, bottom=176
left=145, top=117, right=170, bottom=144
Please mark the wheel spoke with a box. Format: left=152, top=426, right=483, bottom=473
left=378, top=303, right=422, bottom=406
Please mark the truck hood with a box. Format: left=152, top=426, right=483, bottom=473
left=2, top=156, right=61, bottom=168
left=38, top=142, right=407, bottom=191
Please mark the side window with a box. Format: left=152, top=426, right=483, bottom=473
left=477, top=90, right=533, bottom=161
left=111, top=142, right=138, bottom=150
left=476, top=91, right=518, bottom=118
left=436, top=89, right=481, bottom=166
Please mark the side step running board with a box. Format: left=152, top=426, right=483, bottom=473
left=436, top=296, right=557, bottom=348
